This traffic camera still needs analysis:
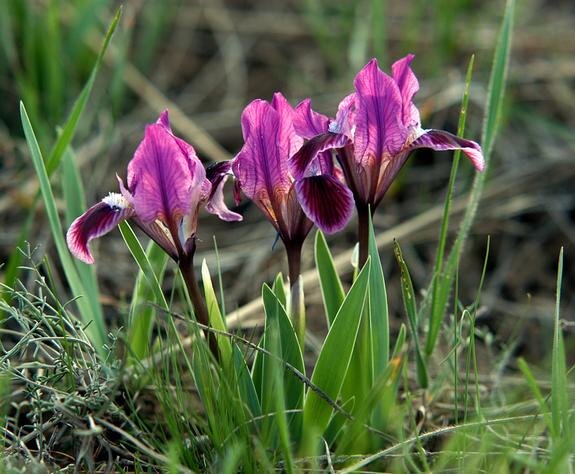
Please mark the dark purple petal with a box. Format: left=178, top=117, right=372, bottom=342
left=127, top=123, right=195, bottom=224
left=354, top=58, right=406, bottom=165
left=282, top=183, right=313, bottom=244
left=66, top=193, right=133, bottom=264
left=233, top=100, right=293, bottom=205
left=296, top=175, right=354, bottom=234
left=408, top=129, right=485, bottom=171
left=391, top=54, right=421, bottom=128
left=293, top=98, right=330, bottom=138
left=290, top=132, right=350, bottom=179
left=205, top=162, right=242, bottom=222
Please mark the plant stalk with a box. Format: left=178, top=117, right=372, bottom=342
left=357, top=204, right=371, bottom=269
left=286, top=242, right=305, bottom=346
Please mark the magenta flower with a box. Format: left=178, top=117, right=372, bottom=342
left=232, top=92, right=353, bottom=248
left=292, top=54, right=485, bottom=263
left=67, top=111, right=241, bottom=265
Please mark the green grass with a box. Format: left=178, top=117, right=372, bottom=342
left=2, top=0, right=574, bottom=471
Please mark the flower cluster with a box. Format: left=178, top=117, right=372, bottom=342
left=67, top=55, right=484, bottom=317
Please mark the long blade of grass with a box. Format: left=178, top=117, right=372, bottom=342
left=368, top=212, right=389, bottom=377
left=551, top=247, right=567, bottom=440
left=127, top=241, right=168, bottom=360
left=302, top=260, right=370, bottom=444
left=393, top=240, right=428, bottom=388
left=426, top=55, right=474, bottom=356
left=425, top=0, right=515, bottom=357
left=3, top=7, right=121, bottom=291
left=315, top=231, right=345, bottom=327
left=20, top=102, right=106, bottom=351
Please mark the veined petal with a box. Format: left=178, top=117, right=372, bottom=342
left=233, top=99, right=293, bottom=205
left=293, top=98, right=330, bottom=138
left=296, top=175, right=354, bottom=234
left=66, top=193, right=133, bottom=264
left=127, top=122, right=194, bottom=224
left=205, top=161, right=243, bottom=222
left=409, top=129, right=485, bottom=171
left=391, top=54, right=421, bottom=128
left=271, top=92, right=303, bottom=157
left=330, top=93, right=356, bottom=137
left=290, top=132, right=350, bottom=179
left=354, top=58, right=406, bottom=164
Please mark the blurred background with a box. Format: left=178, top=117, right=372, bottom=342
left=0, top=0, right=573, bottom=364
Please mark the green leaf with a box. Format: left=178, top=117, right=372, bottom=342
left=426, top=55, right=474, bottom=357
left=551, top=247, right=568, bottom=440
left=367, top=212, right=389, bottom=377
left=232, top=344, right=261, bottom=418
left=393, top=241, right=428, bottom=389
left=3, top=7, right=121, bottom=294
left=272, top=272, right=287, bottom=308
left=201, top=260, right=232, bottom=365
left=127, top=241, right=168, bottom=361
left=119, top=221, right=168, bottom=309
left=302, top=260, right=370, bottom=441
left=46, top=7, right=122, bottom=173
left=315, top=231, right=345, bottom=326
left=260, top=284, right=305, bottom=439
left=20, top=102, right=106, bottom=351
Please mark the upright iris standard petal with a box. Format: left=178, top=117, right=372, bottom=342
left=127, top=122, right=195, bottom=225
left=391, top=54, right=421, bottom=128
left=293, top=99, right=331, bottom=139
left=353, top=59, right=406, bottom=165
left=66, top=193, right=134, bottom=264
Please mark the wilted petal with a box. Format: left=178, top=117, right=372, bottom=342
left=293, top=98, right=330, bottom=138
left=296, top=175, right=354, bottom=234
left=290, top=132, right=350, bottom=179
left=233, top=100, right=293, bottom=205
left=127, top=123, right=194, bottom=224
left=392, top=54, right=421, bottom=128
left=205, top=161, right=243, bottom=222
left=66, top=193, right=133, bottom=264
left=409, top=129, right=485, bottom=171
left=354, top=59, right=406, bottom=164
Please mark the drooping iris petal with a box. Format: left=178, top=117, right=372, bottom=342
left=205, top=161, right=243, bottom=222
left=408, top=129, right=485, bottom=171
left=391, top=54, right=421, bottom=128
left=354, top=58, right=406, bottom=165
left=66, top=193, right=134, bottom=264
left=127, top=122, right=194, bottom=225
left=293, top=98, right=331, bottom=139
left=296, top=175, right=354, bottom=234
left=290, top=132, right=350, bottom=179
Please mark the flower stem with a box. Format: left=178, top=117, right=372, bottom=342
left=357, top=204, right=370, bottom=269
left=286, top=242, right=305, bottom=347
left=178, top=255, right=219, bottom=360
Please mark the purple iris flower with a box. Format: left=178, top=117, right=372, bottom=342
left=292, top=54, right=485, bottom=264
left=231, top=92, right=354, bottom=253
left=67, top=111, right=241, bottom=265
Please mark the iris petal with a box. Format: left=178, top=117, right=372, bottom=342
left=290, top=132, right=350, bottom=179
left=354, top=58, right=406, bottom=165
left=296, top=175, right=354, bottom=234
left=205, top=162, right=242, bottom=222
left=66, top=193, right=133, bottom=264
left=409, top=129, right=485, bottom=171
left=391, top=54, right=421, bottom=128
left=293, top=98, right=330, bottom=139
